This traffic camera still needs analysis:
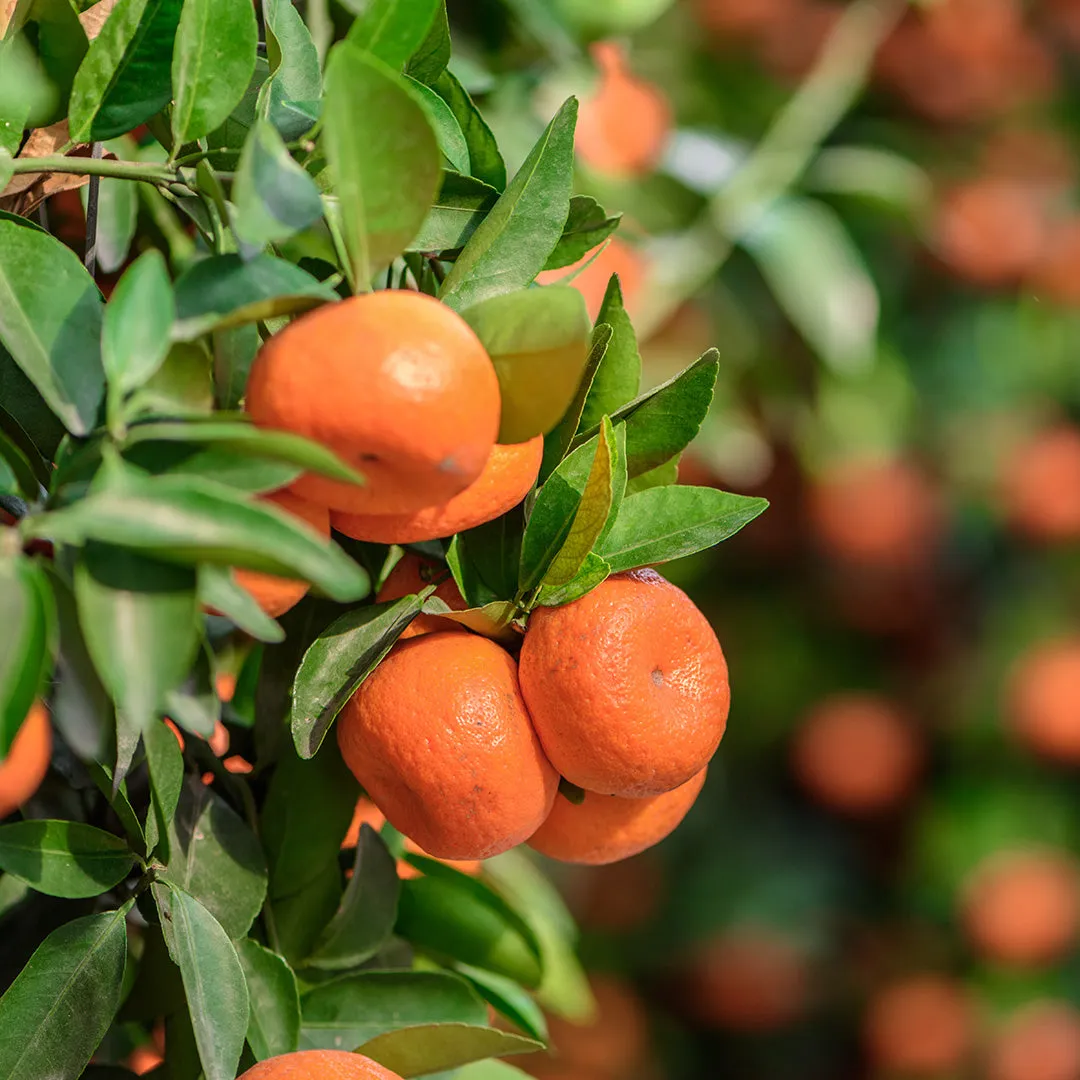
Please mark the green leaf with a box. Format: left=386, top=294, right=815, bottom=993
left=153, top=882, right=249, bottom=1080
left=163, top=639, right=219, bottom=740
left=290, top=594, right=425, bottom=759
left=172, top=254, right=338, bottom=340
left=69, top=0, right=182, bottom=142
left=439, top=97, right=577, bottom=311
left=448, top=508, right=525, bottom=605
left=433, top=70, right=506, bottom=190
left=404, top=0, right=450, bottom=84
left=237, top=939, right=301, bottom=1060
left=0, top=820, right=134, bottom=898
left=144, top=712, right=184, bottom=859
left=455, top=962, right=548, bottom=1043
left=0, top=905, right=130, bottom=1080
left=80, top=149, right=138, bottom=276
left=0, top=219, right=105, bottom=435
left=306, top=824, right=401, bottom=970
left=579, top=275, right=641, bottom=433
left=598, top=485, right=769, bottom=572
left=74, top=544, right=200, bottom=734
left=125, top=339, right=213, bottom=419
left=407, top=76, right=470, bottom=174
left=344, top=0, right=440, bottom=68
left=453, top=1063, right=534, bottom=1080
left=627, top=454, right=680, bottom=493
left=543, top=196, right=621, bottom=271
left=463, top=286, right=589, bottom=444
left=0, top=555, right=55, bottom=758
left=535, top=551, right=610, bottom=608
left=323, top=44, right=441, bottom=287
left=300, top=970, right=488, bottom=1052
left=539, top=323, right=611, bottom=484
left=198, top=564, right=285, bottom=643
left=0, top=345, right=66, bottom=463
left=171, top=0, right=258, bottom=145
left=232, top=120, right=324, bottom=254
left=163, top=779, right=268, bottom=939
left=358, top=1023, right=542, bottom=1077
left=258, top=0, right=321, bottom=141
left=211, top=323, right=259, bottom=411
left=19, top=0, right=88, bottom=125
left=410, top=171, right=499, bottom=254
left=271, top=862, right=343, bottom=967
left=102, top=251, right=175, bottom=399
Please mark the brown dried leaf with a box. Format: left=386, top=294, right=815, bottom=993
left=78, top=0, right=120, bottom=40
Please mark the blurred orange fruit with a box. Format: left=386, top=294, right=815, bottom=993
left=790, top=694, right=923, bottom=815
left=246, top=291, right=500, bottom=515
left=375, top=552, right=467, bottom=639
left=1000, top=425, right=1080, bottom=542
left=537, top=238, right=646, bottom=322
left=337, top=631, right=557, bottom=860
left=694, top=0, right=798, bottom=41
left=572, top=854, right=665, bottom=933
left=519, top=569, right=729, bottom=799
left=1008, top=637, right=1080, bottom=762
left=332, top=436, right=542, bottom=545
left=989, top=1000, right=1080, bottom=1080
left=0, top=701, right=51, bottom=819
left=237, top=1050, right=403, bottom=1079
left=1032, top=220, right=1080, bottom=306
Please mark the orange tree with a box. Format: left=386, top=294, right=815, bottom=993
left=0, top=1, right=766, bottom=1078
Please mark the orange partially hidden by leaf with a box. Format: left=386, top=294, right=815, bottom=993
left=1008, top=638, right=1080, bottom=763
left=989, top=1000, right=1080, bottom=1080
left=537, top=237, right=646, bottom=321
left=1000, top=425, right=1080, bottom=543
left=332, top=437, right=542, bottom=545
left=0, top=701, right=51, bottom=819
left=575, top=41, right=670, bottom=178
left=237, top=1049, right=404, bottom=1080
left=375, top=553, right=467, bottom=639
left=529, top=768, right=706, bottom=865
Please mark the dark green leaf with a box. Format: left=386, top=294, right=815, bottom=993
left=358, top=1023, right=542, bottom=1077
left=543, top=196, right=621, bottom=272
left=212, top=323, right=259, bottom=412
left=171, top=0, right=258, bottom=145
left=323, top=44, right=441, bottom=287
left=344, top=0, right=440, bottom=68
left=102, top=251, right=175, bottom=398
left=172, top=254, right=338, bottom=340
left=290, top=594, right=425, bottom=759
left=579, top=275, right=641, bottom=433
left=434, top=70, right=506, bottom=190
left=198, top=563, right=285, bottom=643
left=0, top=905, right=130, bottom=1080
left=439, top=97, right=577, bottom=311
left=410, top=171, right=499, bottom=254
left=258, top=0, right=321, bottom=141
left=143, top=712, right=184, bottom=859
left=153, top=882, right=249, bottom=1080
left=307, top=824, right=400, bottom=970
left=0, top=820, right=134, bottom=898
left=404, top=0, right=450, bottom=84
left=81, top=148, right=138, bottom=275
left=0, top=352, right=59, bottom=479
left=203, top=57, right=270, bottom=162
left=456, top=962, right=547, bottom=1043
left=0, top=219, right=105, bottom=435
left=300, top=970, right=487, bottom=1052
left=599, top=485, right=769, bottom=572
left=448, top=507, right=525, bottom=604
left=271, top=861, right=344, bottom=967
left=237, top=939, right=301, bottom=1060
left=408, top=76, right=470, bottom=174
left=87, top=760, right=145, bottom=850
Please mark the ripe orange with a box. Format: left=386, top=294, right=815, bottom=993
left=375, top=553, right=467, bottom=638
left=337, top=632, right=558, bottom=860
left=0, top=701, right=51, bottom=819
left=245, top=291, right=500, bottom=515
left=537, top=237, right=646, bottom=321
left=519, top=569, right=729, bottom=799
left=529, top=768, right=706, bottom=865
left=575, top=41, right=670, bottom=178
left=864, top=975, right=975, bottom=1075
left=333, top=436, right=542, bottom=545
left=230, top=490, right=331, bottom=617
left=790, top=694, right=923, bottom=815
left=1000, top=425, right=1080, bottom=542
left=961, top=849, right=1080, bottom=966
left=237, top=1050, right=403, bottom=1080
left=1008, top=638, right=1080, bottom=762
left=989, top=1001, right=1080, bottom=1080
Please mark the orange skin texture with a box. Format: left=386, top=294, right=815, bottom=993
left=864, top=975, right=975, bottom=1075
left=1008, top=638, right=1080, bottom=762
left=333, top=437, right=542, bottom=545
left=519, top=569, right=729, bottom=798
left=680, top=927, right=809, bottom=1032
left=990, top=1001, right=1080, bottom=1080
left=575, top=41, right=670, bottom=178
left=962, top=850, right=1080, bottom=966
left=231, top=490, right=331, bottom=617
left=337, top=632, right=558, bottom=860
left=245, top=291, right=500, bottom=515
left=376, top=553, right=468, bottom=638
left=790, top=694, right=923, bottom=815
left=1001, top=426, right=1080, bottom=542
left=529, top=768, right=706, bottom=865
left=536, top=238, right=645, bottom=322
left=237, top=1050, right=403, bottom=1080
left=0, top=702, right=51, bottom=818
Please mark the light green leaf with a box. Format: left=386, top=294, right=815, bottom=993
left=358, top=1023, right=543, bottom=1077
left=143, top=712, right=184, bottom=859
left=237, top=939, right=301, bottom=1060
left=344, top=0, right=440, bottom=69
left=535, top=551, right=610, bottom=608
left=258, top=0, right=321, bottom=141
left=407, top=75, right=470, bottom=174
left=409, top=171, right=499, bottom=254
left=579, top=274, right=640, bottom=433
left=102, top=250, right=175, bottom=397
left=543, top=196, right=621, bottom=271
left=0, top=820, right=134, bottom=898
left=198, top=563, right=285, bottom=644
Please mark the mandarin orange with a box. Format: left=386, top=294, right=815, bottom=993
left=0, top=701, right=51, bottom=818
left=237, top=1050, right=403, bottom=1080
left=1008, top=638, right=1080, bottom=762
left=1001, top=425, right=1080, bottom=542
left=990, top=1001, right=1080, bottom=1080
left=375, top=552, right=467, bottom=638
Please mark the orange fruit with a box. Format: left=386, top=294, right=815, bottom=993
left=990, top=1001, right=1080, bottom=1080
left=864, top=975, right=975, bottom=1075
left=529, top=768, right=706, bottom=865
left=332, top=436, right=542, bottom=544
left=537, top=238, right=646, bottom=322
left=1000, top=425, right=1080, bottom=541
left=961, top=849, right=1080, bottom=966
left=679, top=926, right=810, bottom=1032
left=790, top=694, right=923, bottom=815
left=1008, top=638, right=1080, bottom=762
left=695, top=0, right=798, bottom=40
left=375, top=553, right=468, bottom=639
left=519, top=569, right=729, bottom=799
left=237, top=1050, right=403, bottom=1080
left=245, top=291, right=500, bottom=515
left=337, top=632, right=558, bottom=860
left=575, top=41, right=670, bottom=178
left=0, top=701, right=51, bottom=819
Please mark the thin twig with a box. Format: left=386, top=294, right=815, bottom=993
left=84, top=142, right=104, bottom=277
